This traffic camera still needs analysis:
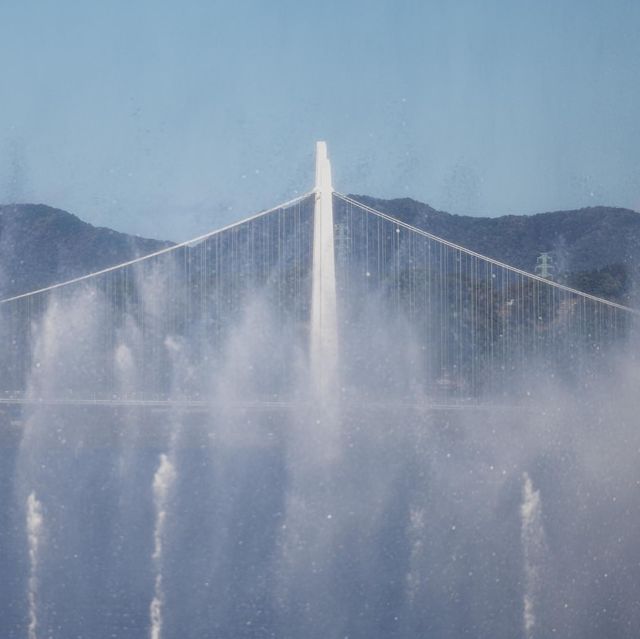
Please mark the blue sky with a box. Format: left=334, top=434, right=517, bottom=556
left=1, top=0, right=639, bottom=240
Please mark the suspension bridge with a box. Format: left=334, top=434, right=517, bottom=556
left=0, top=143, right=636, bottom=409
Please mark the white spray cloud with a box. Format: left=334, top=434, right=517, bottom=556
left=114, top=342, right=135, bottom=377
left=26, top=491, right=44, bottom=639
left=521, top=472, right=546, bottom=639
left=149, top=454, right=177, bottom=639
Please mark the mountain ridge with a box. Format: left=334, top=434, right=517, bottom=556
left=0, top=203, right=172, bottom=299
left=349, top=195, right=640, bottom=274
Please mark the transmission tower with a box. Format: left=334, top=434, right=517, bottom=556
left=535, top=252, right=554, bottom=279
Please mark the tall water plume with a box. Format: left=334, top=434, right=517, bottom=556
left=26, top=492, right=44, bottom=639
left=149, top=454, right=177, bottom=639
left=520, top=472, right=546, bottom=639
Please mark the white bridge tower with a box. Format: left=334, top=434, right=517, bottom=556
left=310, top=141, right=338, bottom=395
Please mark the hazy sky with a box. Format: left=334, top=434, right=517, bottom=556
left=1, top=0, right=639, bottom=240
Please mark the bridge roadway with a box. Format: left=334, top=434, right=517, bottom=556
left=0, top=393, right=529, bottom=453
left=0, top=395, right=508, bottom=412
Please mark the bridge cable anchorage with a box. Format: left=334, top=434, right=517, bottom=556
left=333, top=191, right=640, bottom=315
left=0, top=191, right=314, bottom=304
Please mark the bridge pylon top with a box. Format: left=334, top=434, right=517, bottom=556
left=315, top=141, right=333, bottom=195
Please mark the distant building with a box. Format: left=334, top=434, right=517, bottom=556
left=535, top=252, right=554, bottom=279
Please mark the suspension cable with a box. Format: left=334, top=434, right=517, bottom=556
left=0, top=191, right=315, bottom=304
left=333, top=191, right=639, bottom=315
